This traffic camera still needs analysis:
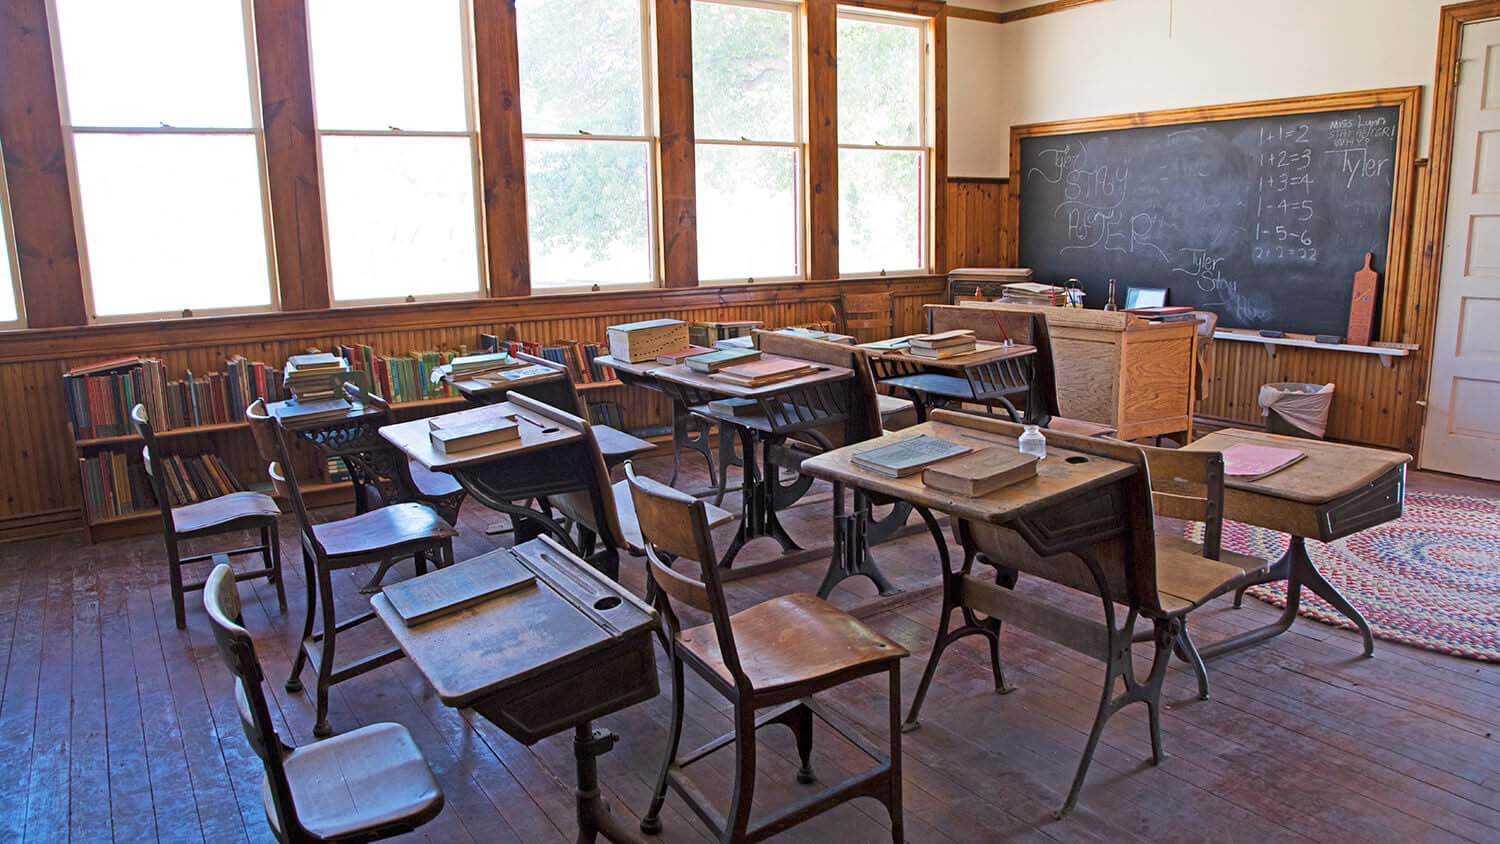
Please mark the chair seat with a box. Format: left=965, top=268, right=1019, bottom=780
left=877, top=393, right=917, bottom=430
left=596, top=425, right=657, bottom=466
left=1154, top=538, right=1266, bottom=614
left=312, top=502, right=456, bottom=559
left=612, top=478, right=733, bottom=554
left=406, top=459, right=462, bottom=498
left=678, top=593, right=907, bottom=695
left=265, top=722, right=443, bottom=842
left=172, top=491, right=279, bottom=535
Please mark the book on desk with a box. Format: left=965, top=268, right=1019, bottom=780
left=852, top=434, right=972, bottom=478
left=922, top=447, right=1038, bottom=497
left=382, top=552, right=537, bottom=626
left=686, top=347, right=761, bottom=373
left=711, top=358, right=817, bottom=388
left=428, top=414, right=521, bottom=454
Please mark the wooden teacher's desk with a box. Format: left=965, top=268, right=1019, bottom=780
left=373, top=537, right=658, bottom=843
left=1183, top=428, right=1410, bottom=658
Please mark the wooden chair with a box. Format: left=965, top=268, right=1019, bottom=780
left=131, top=403, right=284, bottom=629
left=626, top=463, right=907, bottom=842
left=839, top=291, right=895, bottom=344
left=1139, top=444, right=1272, bottom=700
left=248, top=407, right=457, bottom=737
left=506, top=351, right=656, bottom=469
left=336, top=384, right=467, bottom=525
left=202, top=563, right=444, bottom=842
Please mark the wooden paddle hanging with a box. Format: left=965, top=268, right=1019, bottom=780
left=1347, top=252, right=1379, bottom=346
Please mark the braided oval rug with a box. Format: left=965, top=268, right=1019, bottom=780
left=1188, top=492, right=1500, bottom=663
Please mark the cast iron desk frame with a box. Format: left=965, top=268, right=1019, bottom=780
left=867, top=341, right=1038, bottom=424
left=595, top=355, right=719, bottom=489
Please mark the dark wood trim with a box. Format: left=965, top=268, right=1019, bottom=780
left=474, top=0, right=531, bottom=297
left=839, top=0, right=946, bottom=14
left=654, top=0, right=699, bottom=288
left=252, top=0, right=331, bottom=311
left=806, top=0, right=839, bottom=279
left=947, top=0, right=1115, bottom=25
left=947, top=176, right=1008, bottom=185
left=0, top=273, right=945, bottom=364
left=931, top=9, right=949, bottom=273
left=0, top=0, right=88, bottom=327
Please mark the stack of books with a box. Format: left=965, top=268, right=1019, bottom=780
left=711, top=357, right=816, bottom=388
left=1000, top=281, right=1071, bottom=306
left=1125, top=305, right=1198, bottom=323
left=283, top=353, right=350, bottom=402
left=272, top=397, right=352, bottom=426
left=907, top=330, right=977, bottom=359
left=685, top=347, right=761, bottom=373
left=689, top=320, right=762, bottom=348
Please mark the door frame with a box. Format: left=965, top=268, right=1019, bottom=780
left=1413, top=0, right=1500, bottom=466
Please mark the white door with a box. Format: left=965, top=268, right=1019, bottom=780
left=1422, top=18, right=1500, bottom=480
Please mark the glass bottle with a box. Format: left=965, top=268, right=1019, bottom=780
left=1104, top=278, right=1118, bottom=311
left=1018, top=425, right=1047, bottom=459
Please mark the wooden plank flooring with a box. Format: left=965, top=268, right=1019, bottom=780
left=0, top=456, right=1495, bottom=843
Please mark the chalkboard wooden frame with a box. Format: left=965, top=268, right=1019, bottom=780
left=1007, top=86, right=1422, bottom=341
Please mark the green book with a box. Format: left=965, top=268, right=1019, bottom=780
left=851, top=435, right=972, bottom=478
left=685, top=348, right=761, bottom=373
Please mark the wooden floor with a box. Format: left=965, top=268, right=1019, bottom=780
left=1, top=454, right=1497, bottom=843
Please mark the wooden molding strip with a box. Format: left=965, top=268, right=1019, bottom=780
left=931, top=9, right=950, bottom=273
left=947, top=0, right=1115, bottom=25
left=840, top=0, right=946, bottom=15
left=655, top=0, right=699, bottom=288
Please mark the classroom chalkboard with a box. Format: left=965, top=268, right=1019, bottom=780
left=1016, top=104, right=1404, bottom=337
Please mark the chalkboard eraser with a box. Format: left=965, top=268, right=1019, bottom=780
left=1258, top=330, right=1285, bottom=338
left=1315, top=334, right=1343, bottom=344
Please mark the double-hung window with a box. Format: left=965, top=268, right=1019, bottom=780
left=692, top=0, right=802, bottom=283
left=836, top=9, right=929, bottom=275
left=50, top=0, right=276, bottom=319
left=0, top=147, right=22, bottom=327
left=307, top=0, right=485, bottom=304
left=517, top=0, right=657, bottom=289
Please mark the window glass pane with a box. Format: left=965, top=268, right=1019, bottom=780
left=321, top=136, right=481, bottom=301
left=837, top=17, right=921, bottom=147
left=692, top=2, right=794, bottom=142
left=696, top=145, right=797, bottom=280
left=516, top=0, right=645, bottom=135
left=526, top=140, right=651, bottom=286
left=838, top=148, right=922, bottom=274
left=72, top=134, right=271, bottom=316
left=53, top=0, right=253, bottom=128
left=307, top=0, right=470, bottom=132
left=0, top=209, right=15, bottom=323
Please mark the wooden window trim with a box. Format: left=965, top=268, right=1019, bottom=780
left=475, top=0, right=531, bottom=297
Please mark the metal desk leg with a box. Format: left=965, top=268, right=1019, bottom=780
left=718, top=427, right=801, bottom=569
left=573, top=723, right=644, bottom=844
left=669, top=402, right=716, bottom=489
left=818, top=485, right=899, bottom=598
left=1199, top=535, right=1375, bottom=660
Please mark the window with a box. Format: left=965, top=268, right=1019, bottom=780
left=692, top=0, right=801, bottom=283
left=0, top=148, right=22, bottom=327
left=51, top=0, right=275, bottom=319
left=307, top=0, right=484, bottom=303
left=836, top=10, right=928, bottom=275
left=517, top=0, right=656, bottom=289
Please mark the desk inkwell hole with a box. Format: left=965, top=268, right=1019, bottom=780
left=593, top=596, right=622, bottom=611
left=1065, top=456, right=1089, bottom=465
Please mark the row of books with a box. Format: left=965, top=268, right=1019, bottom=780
left=334, top=344, right=465, bottom=404
left=80, top=449, right=246, bottom=519
left=479, top=334, right=617, bottom=384
left=155, top=453, right=244, bottom=506
left=65, top=355, right=286, bottom=440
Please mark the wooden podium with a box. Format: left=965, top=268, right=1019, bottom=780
left=958, top=302, right=1198, bottom=441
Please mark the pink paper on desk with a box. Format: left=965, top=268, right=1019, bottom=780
left=1222, top=443, right=1305, bottom=480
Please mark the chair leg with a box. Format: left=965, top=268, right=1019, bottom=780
left=768, top=701, right=816, bottom=784
left=267, top=523, right=287, bottom=613
left=722, top=701, right=758, bottom=843
left=313, top=564, right=338, bottom=738
left=888, top=664, right=904, bottom=844
left=286, top=544, right=316, bottom=694
left=414, top=550, right=428, bottom=577
left=166, top=541, right=187, bottom=630
left=1176, top=619, right=1210, bottom=701
left=640, top=656, right=685, bottom=836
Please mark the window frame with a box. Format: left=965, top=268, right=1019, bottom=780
left=46, top=0, right=281, bottom=323
left=834, top=6, right=931, bottom=279
left=692, top=0, right=805, bottom=287
left=305, top=0, right=489, bottom=307
left=519, top=0, right=661, bottom=293
left=0, top=148, right=25, bottom=329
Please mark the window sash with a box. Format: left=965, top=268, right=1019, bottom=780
left=695, top=140, right=803, bottom=284
left=692, top=0, right=802, bottom=146
left=836, top=146, right=928, bottom=276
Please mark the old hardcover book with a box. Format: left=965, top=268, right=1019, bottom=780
left=711, top=358, right=815, bottom=387
left=685, top=347, right=761, bottom=372
left=922, top=448, right=1039, bottom=496
left=272, top=397, right=352, bottom=423
left=285, top=352, right=344, bottom=370
left=607, top=318, right=689, bottom=363
left=654, top=345, right=714, bottom=365
left=382, top=552, right=537, bottom=626
left=428, top=416, right=520, bottom=454
left=706, top=397, right=764, bottom=417
left=906, top=343, right=977, bottom=359
left=909, top=329, right=977, bottom=349
left=851, top=435, right=972, bottom=478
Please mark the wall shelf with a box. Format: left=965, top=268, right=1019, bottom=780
left=1213, top=330, right=1416, bottom=367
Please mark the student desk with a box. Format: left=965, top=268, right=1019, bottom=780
left=380, top=401, right=619, bottom=568
left=1183, top=428, right=1410, bottom=658
left=654, top=355, right=854, bottom=569
left=269, top=400, right=446, bottom=516
left=865, top=339, right=1037, bottom=423
left=595, top=355, right=719, bottom=488
left=373, top=537, right=659, bottom=844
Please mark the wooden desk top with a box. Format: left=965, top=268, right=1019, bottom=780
left=1183, top=428, right=1411, bottom=505
left=800, top=420, right=1135, bottom=525
left=867, top=339, right=1036, bottom=372
left=592, top=354, right=660, bottom=378
left=372, top=539, right=656, bottom=709
left=448, top=367, right=565, bottom=399
left=379, top=400, right=582, bottom=471
left=652, top=353, right=852, bottom=398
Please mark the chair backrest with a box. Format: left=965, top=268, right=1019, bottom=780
left=624, top=462, right=749, bottom=688
left=512, top=351, right=587, bottom=417
left=840, top=291, right=894, bottom=343
left=131, top=404, right=177, bottom=528
left=928, top=409, right=1163, bottom=614
left=203, top=563, right=301, bottom=838
left=510, top=392, right=627, bottom=550
left=926, top=305, right=1062, bottom=420
left=244, top=398, right=282, bottom=473
left=757, top=329, right=880, bottom=444
left=247, top=402, right=320, bottom=554
left=1139, top=444, right=1224, bottom=559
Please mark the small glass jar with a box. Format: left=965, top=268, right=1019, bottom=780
left=1018, top=424, right=1047, bottom=459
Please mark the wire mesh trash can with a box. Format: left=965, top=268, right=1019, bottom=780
left=1259, top=382, right=1334, bottom=439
